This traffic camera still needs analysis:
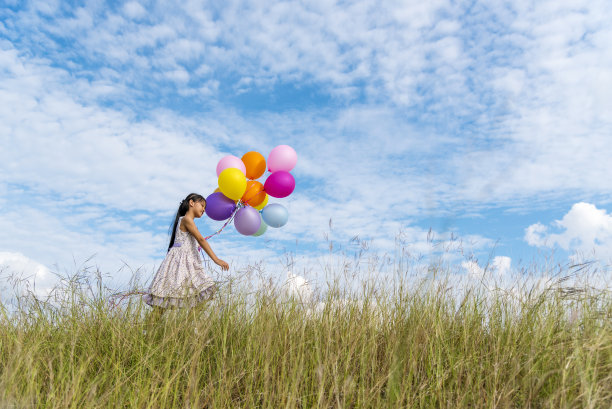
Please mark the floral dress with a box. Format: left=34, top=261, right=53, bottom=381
left=144, top=217, right=216, bottom=308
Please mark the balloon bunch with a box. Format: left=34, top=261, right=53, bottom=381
left=205, top=145, right=297, bottom=237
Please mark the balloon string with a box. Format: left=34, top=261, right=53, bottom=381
left=107, top=290, right=148, bottom=311
left=200, top=203, right=241, bottom=245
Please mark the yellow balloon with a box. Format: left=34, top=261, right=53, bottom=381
left=218, top=168, right=247, bottom=200
left=254, top=193, right=268, bottom=210
left=214, top=186, right=237, bottom=203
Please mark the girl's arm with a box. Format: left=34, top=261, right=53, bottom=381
left=182, top=218, right=229, bottom=271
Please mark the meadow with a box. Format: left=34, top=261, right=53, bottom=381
left=0, top=253, right=611, bottom=408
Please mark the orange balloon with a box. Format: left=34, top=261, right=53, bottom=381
left=241, top=151, right=266, bottom=180
left=241, top=181, right=266, bottom=207
left=254, top=193, right=268, bottom=211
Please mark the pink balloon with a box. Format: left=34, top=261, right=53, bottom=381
left=267, top=145, right=297, bottom=172
left=264, top=170, right=295, bottom=198
left=216, top=155, right=247, bottom=177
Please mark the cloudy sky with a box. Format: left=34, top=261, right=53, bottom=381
left=1, top=0, right=612, bottom=298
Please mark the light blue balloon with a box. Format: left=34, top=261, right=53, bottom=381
left=261, top=203, right=288, bottom=228
left=252, top=217, right=268, bottom=237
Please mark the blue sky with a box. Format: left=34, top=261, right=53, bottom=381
left=1, top=0, right=612, bottom=297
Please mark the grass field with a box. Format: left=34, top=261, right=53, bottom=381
left=1, top=260, right=611, bottom=408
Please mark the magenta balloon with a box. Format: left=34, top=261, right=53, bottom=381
left=234, top=206, right=261, bottom=235
left=205, top=192, right=236, bottom=221
left=216, top=155, right=247, bottom=177
left=264, top=170, right=295, bottom=198
left=268, top=145, right=297, bottom=172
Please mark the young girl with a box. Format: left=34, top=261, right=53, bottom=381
left=144, top=193, right=229, bottom=310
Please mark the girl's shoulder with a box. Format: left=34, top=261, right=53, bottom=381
left=179, top=216, right=196, bottom=233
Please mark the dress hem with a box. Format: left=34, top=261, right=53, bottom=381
left=143, top=284, right=217, bottom=309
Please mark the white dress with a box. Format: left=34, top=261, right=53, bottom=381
left=144, top=217, right=216, bottom=308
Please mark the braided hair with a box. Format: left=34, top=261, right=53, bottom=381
left=168, top=193, right=206, bottom=251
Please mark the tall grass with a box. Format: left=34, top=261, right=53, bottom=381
left=0, top=260, right=611, bottom=408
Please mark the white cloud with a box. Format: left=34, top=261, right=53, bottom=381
left=0, top=252, right=57, bottom=302
left=491, top=256, right=511, bottom=277
left=123, top=2, right=147, bottom=20
left=525, top=202, right=612, bottom=261
left=524, top=223, right=548, bottom=247
left=458, top=254, right=611, bottom=305
left=165, top=67, right=190, bottom=83
left=462, top=256, right=511, bottom=281
left=284, top=272, right=313, bottom=303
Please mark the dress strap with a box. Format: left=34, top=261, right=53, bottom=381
left=176, top=216, right=184, bottom=233
left=172, top=217, right=185, bottom=247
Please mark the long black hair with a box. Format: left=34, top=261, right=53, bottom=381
left=168, top=193, right=206, bottom=251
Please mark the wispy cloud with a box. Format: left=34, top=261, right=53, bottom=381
left=1, top=0, right=472, bottom=111
left=2, top=0, right=612, bottom=288
left=452, top=0, right=612, bottom=205
left=0, top=38, right=470, bottom=274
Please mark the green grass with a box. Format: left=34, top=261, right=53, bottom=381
left=0, top=264, right=611, bottom=408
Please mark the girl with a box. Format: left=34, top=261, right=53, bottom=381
left=144, top=193, right=229, bottom=310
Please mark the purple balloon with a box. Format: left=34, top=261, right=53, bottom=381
left=234, top=206, right=261, bottom=235
left=205, top=192, right=236, bottom=221
left=264, top=171, right=295, bottom=198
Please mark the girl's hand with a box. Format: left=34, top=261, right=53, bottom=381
left=215, top=259, right=229, bottom=271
